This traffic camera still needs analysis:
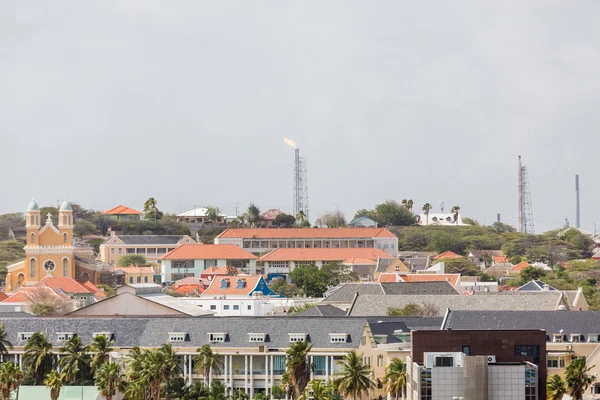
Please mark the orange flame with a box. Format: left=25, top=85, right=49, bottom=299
left=284, top=138, right=296, bottom=148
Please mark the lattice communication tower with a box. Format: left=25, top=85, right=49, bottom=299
left=518, top=156, right=535, bottom=234
left=293, top=148, right=309, bottom=221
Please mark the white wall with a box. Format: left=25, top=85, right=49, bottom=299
left=179, top=297, right=302, bottom=316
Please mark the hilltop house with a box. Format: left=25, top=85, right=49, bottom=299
left=101, top=205, right=142, bottom=221
left=348, top=216, right=377, bottom=228
left=176, top=207, right=229, bottom=225
left=259, top=209, right=285, bottom=227
left=417, top=213, right=468, bottom=226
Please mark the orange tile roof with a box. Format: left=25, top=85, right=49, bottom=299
left=82, top=281, right=106, bottom=299
left=173, top=284, right=205, bottom=295
left=203, top=275, right=263, bottom=296
left=1, top=286, right=70, bottom=303
left=510, top=261, right=531, bottom=271
left=217, top=227, right=397, bottom=239
left=494, top=256, right=509, bottom=264
left=0, top=292, right=8, bottom=302
left=342, top=257, right=377, bottom=265
left=162, top=244, right=258, bottom=260
left=377, top=273, right=400, bottom=282
left=399, top=274, right=461, bottom=287
left=433, top=251, right=462, bottom=260
left=34, top=277, right=93, bottom=294
left=173, top=277, right=210, bottom=288
left=115, top=266, right=155, bottom=274
left=259, top=248, right=395, bottom=262
left=101, top=205, right=142, bottom=215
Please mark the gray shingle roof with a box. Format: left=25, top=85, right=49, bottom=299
left=106, top=235, right=191, bottom=245
left=0, top=317, right=374, bottom=349
left=443, top=310, right=600, bottom=340
left=295, top=304, right=347, bottom=317
left=348, top=292, right=567, bottom=316
left=323, top=283, right=384, bottom=303
left=322, top=282, right=458, bottom=304
left=367, top=317, right=443, bottom=343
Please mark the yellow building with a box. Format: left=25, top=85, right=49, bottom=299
left=115, top=266, right=156, bottom=285
left=5, top=200, right=93, bottom=291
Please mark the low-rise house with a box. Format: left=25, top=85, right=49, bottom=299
left=397, top=251, right=435, bottom=271
left=202, top=275, right=277, bottom=298
left=259, top=248, right=394, bottom=279
left=99, top=234, right=196, bottom=265
left=116, top=266, right=156, bottom=284
left=178, top=296, right=314, bottom=316
left=215, top=227, right=399, bottom=256
left=432, top=250, right=462, bottom=261
left=33, top=276, right=104, bottom=306
left=417, top=213, right=468, bottom=226
left=0, top=286, right=73, bottom=313
left=160, top=244, right=259, bottom=281
left=466, top=250, right=504, bottom=269
left=176, top=207, right=229, bottom=225
left=508, top=261, right=532, bottom=276
left=484, top=262, right=514, bottom=277
left=294, top=304, right=347, bottom=317
left=259, top=209, right=285, bottom=227
left=475, top=286, right=589, bottom=310
left=200, top=266, right=239, bottom=280
left=101, top=205, right=142, bottom=221
left=348, top=216, right=377, bottom=227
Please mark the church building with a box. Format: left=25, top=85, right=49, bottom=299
left=5, top=200, right=95, bottom=292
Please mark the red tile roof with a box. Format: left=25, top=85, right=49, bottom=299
left=0, top=292, right=8, bottom=302
left=217, top=227, right=397, bottom=239
left=173, top=284, right=205, bottom=295
left=259, top=248, right=394, bottom=262
left=101, top=205, right=142, bottom=215
left=161, top=244, right=258, bottom=260
left=433, top=251, right=462, bottom=260
left=202, top=275, right=263, bottom=297
left=1, top=286, right=70, bottom=303
left=82, top=281, right=106, bottom=299
left=510, top=261, right=531, bottom=272
left=494, top=256, right=509, bottom=264
left=342, top=257, right=377, bottom=265
left=34, top=277, right=93, bottom=294
left=399, top=274, right=460, bottom=287
left=377, top=273, right=400, bottom=282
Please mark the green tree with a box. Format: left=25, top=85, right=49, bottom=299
left=274, top=213, right=296, bottom=228
left=194, top=344, right=223, bottom=384
left=321, top=262, right=359, bottom=285
left=0, top=323, right=13, bottom=356
left=90, top=334, right=115, bottom=373
left=117, top=254, right=147, bottom=267
left=143, top=198, right=163, bottom=221
left=334, top=351, right=374, bottom=400
left=95, top=362, right=127, bottom=400
left=284, top=341, right=312, bottom=400
left=315, top=211, right=347, bottom=228
left=0, top=240, right=26, bottom=279
left=288, top=303, right=317, bottom=314
left=269, top=278, right=301, bottom=298
left=450, top=206, right=460, bottom=225
left=44, top=371, right=64, bottom=400
left=123, top=380, right=148, bottom=400
left=565, top=357, right=596, bottom=400
left=429, top=230, right=463, bottom=254
left=352, top=209, right=378, bottom=224
left=204, top=206, right=222, bottom=224
left=247, top=203, right=261, bottom=227
left=439, top=258, right=479, bottom=276
left=39, top=206, right=59, bottom=225
left=139, top=344, right=181, bottom=400
left=0, top=362, right=22, bottom=400
left=58, top=335, right=92, bottom=385
left=421, top=203, right=432, bottom=225
left=374, top=200, right=415, bottom=226
left=518, top=266, right=546, bottom=285
left=387, top=304, right=424, bottom=317
left=230, top=387, right=250, bottom=400
left=271, top=385, right=286, bottom=400
left=288, top=265, right=328, bottom=297
left=384, top=358, right=407, bottom=400
left=305, top=380, right=331, bottom=400
left=23, top=332, right=54, bottom=385
left=295, top=211, right=307, bottom=226
left=73, top=219, right=99, bottom=237
left=490, top=222, right=517, bottom=233
left=462, top=217, right=479, bottom=226
left=182, top=381, right=210, bottom=400
left=546, top=374, right=567, bottom=400
left=0, top=213, right=25, bottom=241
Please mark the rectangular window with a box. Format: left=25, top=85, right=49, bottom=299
left=209, top=333, right=226, bottom=343
left=126, top=248, right=135, bottom=254
left=111, top=248, right=114, bottom=255
left=169, top=333, right=186, bottom=342
left=571, top=334, right=582, bottom=343
left=144, top=276, right=148, bottom=283
left=377, top=355, right=384, bottom=367
left=249, top=333, right=266, bottom=343
left=590, top=335, right=599, bottom=343
left=129, top=277, right=133, bottom=284
left=289, top=333, right=307, bottom=342
left=93, top=332, right=113, bottom=340
left=330, top=334, right=347, bottom=343
left=462, top=346, right=470, bottom=356
left=19, top=332, right=34, bottom=341
left=233, top=305, right=240, bottom=310
left=434, top=356, right=454, bottom=367
left=363, top=356, right=371, bottom=366
left=547, top=359, right=559, bottom=368
left=224, top=305, right=230, bottom=310
left=247, top=305, right=252, bottom=310
left=57, top=333, right=74, bottom=342
left=210, top=305, right=217, bottom=310
left=118, top=248, right=122, bottom=255
left=553, top=334, right=564, bottom=343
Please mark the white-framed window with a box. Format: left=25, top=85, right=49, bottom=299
left=93, top=332, right=113, bottom=340
left=329, top=333, right=347, bottom=343
left=589, top=335, right=599, bottom=343
left=111, top=248, right=114, bottom=255
left=571, top=334, right=582, bottom=343
left=269, top=261, right=288, bottom=269
left=233, top=305, right=240, bottom=310
left=118, top=248, right=122, bottom=255
left=224, top=305, right=230, bottom=310
left=553, top=334, right=564, bottom=343
left=547, top=358, right=565, bottom=369
left=19, top=332, right=34, bottom=341
left=57, top=332, right=75, bottom=342
left=210, top=305, right=217, bottom=310
left=363, top=356, right=371, bottom=366
left=249, top=333, right=266, bottom=343
left=377, top=354, right=384, bottom=367
left=209, top=333, right=226, bottom=343
left=289, top=333, right=307, bottom=343
left=169, top=332, right=186, bottom=342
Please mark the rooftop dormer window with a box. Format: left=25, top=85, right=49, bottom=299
left=93, top=332, right=114, bottom=340
left=236, top=279, right=246, bottom=289
left=289, top=333, right=307, bottom=343
left=19, top=332, right=34, bottom=341
left=589, top=335, right=599, bottom=343
left=209, top=333, right=226, bottom=343
left=169, top=332, right=187, bottom=342
left=329, top=333, right=348, bottom=343
left=570, top=334, right=582, bottom=343
left=553, top=334, right=565, bottom=343
left=57, top=332, right=75, bottom=342
left=249, top=333, right=266, bottom=343
left=220, top=279, right=229, bottom=289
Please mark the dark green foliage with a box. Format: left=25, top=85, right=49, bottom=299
left=438, top=257, right=480, bottom=276
left=74, top=219, right=99, bottom=237
left=196, top=227, right=226, bottom=244
left=288, top=262, right=359, bottom=297
left=274, top=214, right=296, bottom=228
left=0, top=213, right=25, bottom=241
left=269, top=278, right=301, bottom=297
left=0, top=240, right=25, bottom=278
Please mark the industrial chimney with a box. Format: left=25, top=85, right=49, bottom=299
left=576, top=175, right=580, bottom=229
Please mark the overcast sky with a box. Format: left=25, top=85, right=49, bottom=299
left=1, top=1, right=599, bottom=233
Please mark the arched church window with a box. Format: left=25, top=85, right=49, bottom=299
left=17, top=273, right=24, bottom=285
left=29, top=215, right=34, bottom=225
left=62, top=215, right=67, bottom=225
left=81, top=272, right=89, bottom=282
left=35, top=214, right=39, bottom=225
left=63, top=233, right=68, bottom=244
left=68, top=215, right=72, bottom=225
left=29, top=258, right=36, bottom=277
left=30, top=233, right=35, bottom=244
left=63, top=258, right=69, bottom=277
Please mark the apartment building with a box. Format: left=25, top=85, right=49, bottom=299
left=214, top=227, right=399, bottom=256
left=0, top=316, right=441, bottom=398
left=99, top=234, right=196, bottom=265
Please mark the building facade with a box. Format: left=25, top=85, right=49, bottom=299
left=99, top=234, right=196, bottom=265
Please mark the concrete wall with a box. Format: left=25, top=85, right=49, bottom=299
left=68, top=292, right=185, bottom=316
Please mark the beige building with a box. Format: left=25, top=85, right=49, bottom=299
left=99, top=234, right=195, bottom=265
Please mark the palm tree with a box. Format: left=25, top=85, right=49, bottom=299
left=139, top=345, right=181, bottom=400
left=95, top=362, right=127, bottom=400
left=183, top=382, right=210, bottom=400
left=58, top=335, right=91, bottom=385
left=384, top=358, right=406, bottom=400
left=43, top=371, right=64, bottom=400
left=90, top=334, right=114, bottom=373
left=335, top=351, right=374, bottom=400
left=0, top=362, right=23, bottom=400
left=0, top=324, right=13, bottom=358
left=125, top=346, right=144, bottom=381
left=296, top=211, right=306, bottom=226
left=194, top=344, right=223, bottom=384
left=305, top=380, right=331, bottom=400
left=284, top=341, right=312, bottom=400
left=22, top=332, right=54, bottom=385
left=406, top=200, right=413, bottom=212
left=422, top=203, right=432, bottom=225
left=122, top=380, right=148, bottom=400
left=565, top=357, right=596, bottom=400
left=450, top=206, right=460, bottom=225
left=547, top=374, right=567, bottom=400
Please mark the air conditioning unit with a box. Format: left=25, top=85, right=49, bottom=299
left=487, top=356, right=496, bottom=364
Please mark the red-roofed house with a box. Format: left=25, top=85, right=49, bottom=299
left=34, top=276, right=101, bottom=306
left=173, top=284, right=205, bottom=296
left=433, top=251, right=462, bottom=261
left=259, top=209, right=285, bottom=227
left=398, top=273, right=461, bottom=288
left=215, top=227, right=399, bottom=256
left=493, top=256, right=509, bottom=264
left=199, top=266, right=240, bottom=280
left=160, top=244, right=258, bottom=282
left=202, top=275, right=277, bottom=298
left=376, top=272, right=402, bottom=282
left=0, top=286, right=73, bottom=313
left=101, top=205, right=142, bottom=221
left=508, top=261, right=531, bottom=276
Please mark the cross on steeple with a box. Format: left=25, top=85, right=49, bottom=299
left=46, top=213, right=53, bottom=223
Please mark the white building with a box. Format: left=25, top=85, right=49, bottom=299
left=417, top=213, right=468, bottom=226
left=178, top=296, right=317, bottom=316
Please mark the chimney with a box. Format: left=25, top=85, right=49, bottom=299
left=542, top=284, right=550, bottom=291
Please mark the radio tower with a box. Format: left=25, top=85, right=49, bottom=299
left=293, top=148, right=309, bottom=221
left=518, top=156, right=535, bottom=234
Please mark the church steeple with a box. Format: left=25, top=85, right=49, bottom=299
left=58, top=199, right=74, bottom=229
left=25, top=199, right=41, bottom=229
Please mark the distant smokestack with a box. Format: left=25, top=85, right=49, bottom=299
left=497, top=213, right=501, bottom=223
left=576, top=174, right=580, bottom=229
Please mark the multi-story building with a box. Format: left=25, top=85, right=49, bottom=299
left=98, top=234, right=196, bottom=265
left=407, top=329, right=546, bottom=400
left=160, top=244, right=258, bottom=281
left=214, top=227, right=399, bottom=256
left=0, top=315, right=441, bottom=398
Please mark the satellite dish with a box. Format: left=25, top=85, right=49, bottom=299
left=560, top=329, right=564, bottom=333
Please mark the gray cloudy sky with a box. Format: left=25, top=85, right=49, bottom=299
left=2, top=1, right=599, bottom=233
